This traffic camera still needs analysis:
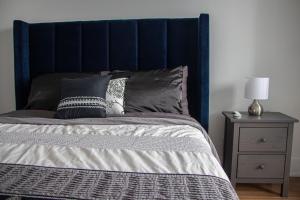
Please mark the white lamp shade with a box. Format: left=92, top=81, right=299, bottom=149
left=245, top=77, right=269, bottom=100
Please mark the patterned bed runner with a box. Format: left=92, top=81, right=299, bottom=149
left=0, top=163, right=238, bottom=200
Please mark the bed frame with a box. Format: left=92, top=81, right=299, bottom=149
left=13, top=14, right=209, bottom=130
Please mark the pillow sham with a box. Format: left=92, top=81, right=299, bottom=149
left=106, top=78, right=127, bottom=116
left=124, top=66, right=189, bottom=115
left=55, top=75, right=111, bottom=119
left=27, top=73, right=95, bottom=110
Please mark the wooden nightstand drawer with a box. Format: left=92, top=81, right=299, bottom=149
left=237, top=155, right=285, bottom=178
left=239, top=127, right=287, bottom=152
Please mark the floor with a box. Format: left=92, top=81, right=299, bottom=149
left=236, top=178, right=300, bottom=200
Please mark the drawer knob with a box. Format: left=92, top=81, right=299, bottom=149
left=257, top=164, right=265, bottom=170
left=259, top=138, right=267, bottom=143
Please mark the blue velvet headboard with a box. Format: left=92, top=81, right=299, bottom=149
left=13, top=14, right=209, bottom=130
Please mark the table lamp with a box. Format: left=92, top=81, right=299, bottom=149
left=245, top=77, right=269, bottom=116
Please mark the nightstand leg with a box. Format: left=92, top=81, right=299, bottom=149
left=281, top=181, right=289, bottom=197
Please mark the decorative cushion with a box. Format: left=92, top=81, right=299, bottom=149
left=106, top=78, right=127, bottom=116
left=55, top=75, right=111, bottom=119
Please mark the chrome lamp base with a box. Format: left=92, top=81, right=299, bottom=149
left=248, top=99, right=263, bottom=116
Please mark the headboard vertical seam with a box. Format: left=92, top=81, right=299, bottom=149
left=79, top=22, right=82, bottom=72
left=165, top=19, right=168, bottom=69
left=136, top=20, right=139, bottom=71
left=54, top=23, right=57, bottom=73
left=53, top=24, right=56, bottom=73
left=166, top=19, right=169, bottom=69
left=108, top=22, right=111, bottom=70
left=106, top=22, right=110, bottom=70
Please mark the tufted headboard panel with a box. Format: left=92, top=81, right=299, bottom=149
left=13, top=14, right=209, bottom=130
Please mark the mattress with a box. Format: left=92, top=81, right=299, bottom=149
left=0, top=110, right=238, bottom=199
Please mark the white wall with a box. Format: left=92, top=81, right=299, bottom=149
left=0, top=0, right=300, bottom=176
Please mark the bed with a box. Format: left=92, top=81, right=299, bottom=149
left=0, top=14, right=238, bottom=199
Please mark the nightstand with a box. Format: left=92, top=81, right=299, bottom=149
left=222, top=112, right=298, bottom=197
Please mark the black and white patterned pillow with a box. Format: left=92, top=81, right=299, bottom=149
left=106, top=78, right=127, bottom=116
left=55, top=75, right=111, bottom=119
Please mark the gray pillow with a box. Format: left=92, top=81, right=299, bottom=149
left=124, top=66, right=189, bottom=115
left=27, top=73, right=95, bottom=110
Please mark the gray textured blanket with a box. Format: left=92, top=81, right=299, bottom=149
left=0, top=110, right=219, bottom=160
left=0, top=110, right=238, bottom=200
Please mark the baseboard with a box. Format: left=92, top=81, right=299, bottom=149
left=290, top=157, right=300, bottom=177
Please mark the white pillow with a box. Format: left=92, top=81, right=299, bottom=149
left=106, top=78, right=127, bottom=115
